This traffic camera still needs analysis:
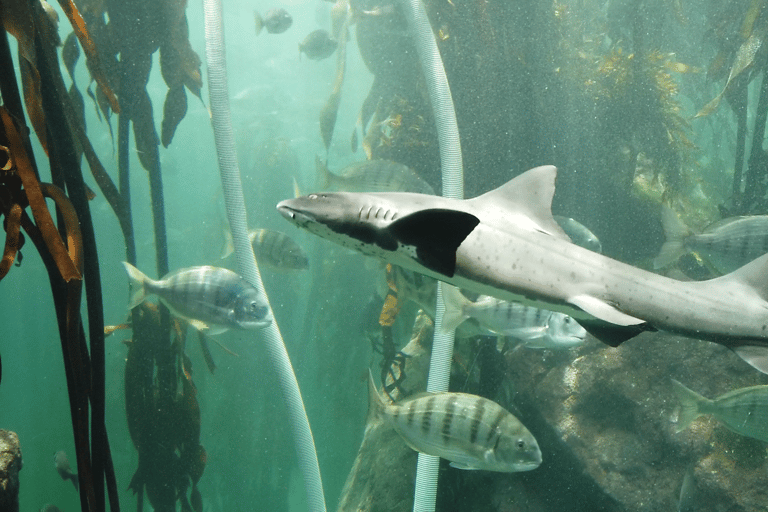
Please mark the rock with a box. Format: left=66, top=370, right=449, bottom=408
left=0, top=430, right=21, bottom=512
left=506, top=332, right=768, bottom=512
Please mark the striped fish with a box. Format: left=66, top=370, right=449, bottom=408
left=368, top=371, right=541, bottom=472
left=123, top=262, right=270, bottom=333
left=250, top=229, right=309, bottom=270
left=441, top=284, right=586, bottom=349
left=672, top=379, right=768, bottom=442
left=316, top=156, right=435, bottom=194
left=221, top=228, right=309, bottom=271
left=654, top=206, right=768, bottom=274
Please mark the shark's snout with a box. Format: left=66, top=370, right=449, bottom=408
left=276, top=201, right=296, bottom=220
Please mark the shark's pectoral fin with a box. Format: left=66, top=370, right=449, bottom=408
left=575, top=318, right=655, bottom=347
left=389, top=209, right=480, bottom=277
left=568, top=295, right=645, bottom=326
left=732, top=345, right=768, bottom=375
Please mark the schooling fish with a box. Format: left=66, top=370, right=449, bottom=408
left=299, top=29, right=338, bottom=60
left=672, top=379, right=768, bottom=443
left=254, top=8, right=293, bottom=35
left=367, top=371, right=541, bottom=472
left=441, top=284, right=586, bottom=349
left=316, top=156, right=435, bottom=194
left=277, top=165, right=768, bottom=373
left=54, top=450, right=78, bottom=492
left=654, top=205, right=768, bottom=275
left=123, top=263, right=270, bottom=333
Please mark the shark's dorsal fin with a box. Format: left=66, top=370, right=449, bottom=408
left=469, top=165, right=570, bottom=240
left=389, top=209, right=480, bottom=277
left=708, top=252, right=768, bottom=301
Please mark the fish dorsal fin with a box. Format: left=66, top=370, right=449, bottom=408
left=468, top=165, right=570, bottom=240
left=709, top=252, right=768, bottom=301
left=389, top=209, right=480, bottom=277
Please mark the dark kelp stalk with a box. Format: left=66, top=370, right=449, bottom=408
left=1, top=0, right=205, bottom=510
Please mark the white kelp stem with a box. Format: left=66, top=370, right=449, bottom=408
left=202, top=1, right=327, bottom=511
left=397, top=0, right=464, bottom=510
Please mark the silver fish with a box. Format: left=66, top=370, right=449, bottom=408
left=672, top=379, right=768, bottom=443
left=655, top=205, right=768, bottom=275
left=277, top=165, right=768, bottom=373
left=123, top=263, right=270, bottom=333
left=221, top=228, right=309, bottom=271
left=554, top=216, right=602, bottom=253
left=54, top=450, right=78, bottom=492
left=367, top=371, right=541, bottom=472
left=441, top=284, right=586, bottom=349
left=316, top=156, right=435, bottom=194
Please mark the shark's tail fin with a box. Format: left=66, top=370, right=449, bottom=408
left=670, top=379, right=708, bottom=432
left=439, top=283, right=470, bottom=333
left=123, top=262, right=149, bottom=310
left=654, top=205, right=691, bottom=269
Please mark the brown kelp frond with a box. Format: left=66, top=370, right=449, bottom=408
left=54, top=0, right=120, bottom=113
left=0, top=107, right=80, bottom=282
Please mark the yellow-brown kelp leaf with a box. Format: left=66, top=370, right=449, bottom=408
left=0, top=203, right=23, bottom=280
left=39, top=183, right=84, bottom=275
left=696, top=32, right=763, bottom=118
left=1, top=0, right=36, bottom=71
left=0, top=108, right=80, bottom=282
left=161, top=84, right=187, bottom=148
left=55, top=0, right=120, bottom=113
left=160, top=12, right=203, bottom=98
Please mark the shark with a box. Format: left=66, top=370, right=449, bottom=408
left=276, top=165, right=768, bottom=373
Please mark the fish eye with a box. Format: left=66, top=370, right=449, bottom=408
left=516, top=439, right=526, bottom=449
left=250, top=301, right=260, bottom=311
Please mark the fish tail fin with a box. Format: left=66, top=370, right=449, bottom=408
left=367, top=369, right=386, bottom=424
left=254, top=11, right=263, bottom=35
left=292, top=176, right=303, bottom=198
left=220, top=229, right=235, bottom=259
left=315, top=155, right=331, bottom=189
left=671, top=379, right=706, bottom=432
left=123, top=262, right=148, bottom=310
left=439, top=283, right=469, bottom=333
left=654, top=205, right=690, bottom=269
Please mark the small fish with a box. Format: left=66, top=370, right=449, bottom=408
left=654, top=205, right=768, bottom=274
left=220, top=228, right=309, bottom=271
left=54, top=450, right=78, bottom=492
left=441, top=284, right=587, bottom=349
left=254, top=8, right=293, bottom=35
left=122, top=262, right=270, bottom=333
left=672, top=379, right=768, bottom=443
left=553, top=216, right=602, bottom=253
left=299, top=29, right=338, bottom=60
left=316, top=156, right=435, bottom=194
left=367, top=371, right=541, bottom=472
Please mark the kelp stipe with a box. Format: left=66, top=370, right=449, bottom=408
left=395, top=0, right=464, bottom=510
left=202, top=1, right=327, bottom=511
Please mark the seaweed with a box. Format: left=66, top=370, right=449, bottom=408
left=0, top=0, right=205, bottom=510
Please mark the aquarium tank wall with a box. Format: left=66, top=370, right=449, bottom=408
left=2, top=0, right=768, bottom=511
